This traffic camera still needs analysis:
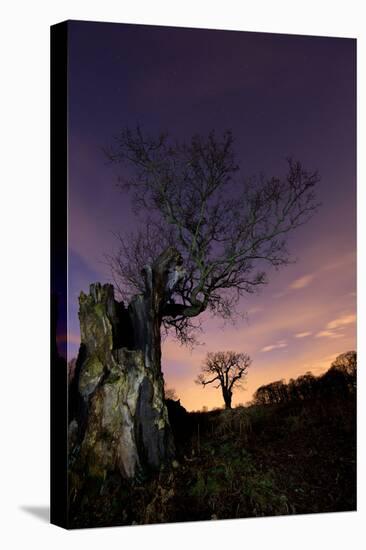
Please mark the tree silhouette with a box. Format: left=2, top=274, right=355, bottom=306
left=196, top=351, right=252, bottom=409
left=165, top=387, right=178, bottom=400
left=253, top=351, right=357, bottom=406
left=322, top=351, right=357, bottom=397
left=107, top=127, right=320, bottom=344
left=330, top=351, right=356, bottom=381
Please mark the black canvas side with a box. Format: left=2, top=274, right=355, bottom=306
left=50, top=21, right=69, bottom=529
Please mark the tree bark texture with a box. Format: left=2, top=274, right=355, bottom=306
left=69, top=248, right=182, bottom=485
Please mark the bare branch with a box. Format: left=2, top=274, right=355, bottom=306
left=195, top=350, right=252, bottom=408
left=106, top=128, right=320, bottom=343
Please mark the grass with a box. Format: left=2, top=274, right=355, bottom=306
left=69, top=393, right=356, bottom=527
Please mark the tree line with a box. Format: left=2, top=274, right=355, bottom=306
left=252, top=351, right=356, bottom=406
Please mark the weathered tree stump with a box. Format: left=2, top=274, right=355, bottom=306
left=69, top=248, right=183, bottom=484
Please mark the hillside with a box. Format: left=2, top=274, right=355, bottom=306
left=69, top=352, right=356, bottom=527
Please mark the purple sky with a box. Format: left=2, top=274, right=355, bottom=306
left=66, top=21, right=356, bottom=410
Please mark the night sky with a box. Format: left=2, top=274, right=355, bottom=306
left=66, top=20, right=356, bottom=410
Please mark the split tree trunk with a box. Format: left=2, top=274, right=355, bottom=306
left=69, top=248, right=182, bottom=484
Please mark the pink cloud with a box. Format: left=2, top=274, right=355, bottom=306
left=290, top=274, right=315, bottom=290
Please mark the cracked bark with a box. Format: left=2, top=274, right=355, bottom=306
left=69, top=248, right=182, bottom=486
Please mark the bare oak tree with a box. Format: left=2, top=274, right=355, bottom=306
left=196, top=351, right=252, bottom=409
left=107, top=128, right=320, bottom=344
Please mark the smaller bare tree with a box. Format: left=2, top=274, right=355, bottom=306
left=196, top=351, right=251, bottom=409
left=165, top=387, right=178, bottom=401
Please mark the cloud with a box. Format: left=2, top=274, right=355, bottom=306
left=326, top=313, right=356, bottom=330
left=275, top=251, right=355, bottom=300
left=321, top=252, right=356, bottom=273
left=313, top=313, right=355, bottom=341
left=295, top=331, right=312, bottom=338
left=302, top=353, right=340, bottom=373
left=315, top=330, right=344, bottom=339
left=261, top=340, right=287, bottom=353
left=290, top=274, right=315, bottom=290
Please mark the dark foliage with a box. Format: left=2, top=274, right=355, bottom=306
left=253, top=351, right=356, bottom=406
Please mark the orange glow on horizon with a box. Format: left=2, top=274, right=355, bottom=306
left=162, top=249, right=356, bottom=411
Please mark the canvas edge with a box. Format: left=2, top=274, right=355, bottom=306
left=50, top=20, right=69, bottom=530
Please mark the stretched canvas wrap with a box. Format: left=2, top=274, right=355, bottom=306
left=51, top=20, right=357, bottom=529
